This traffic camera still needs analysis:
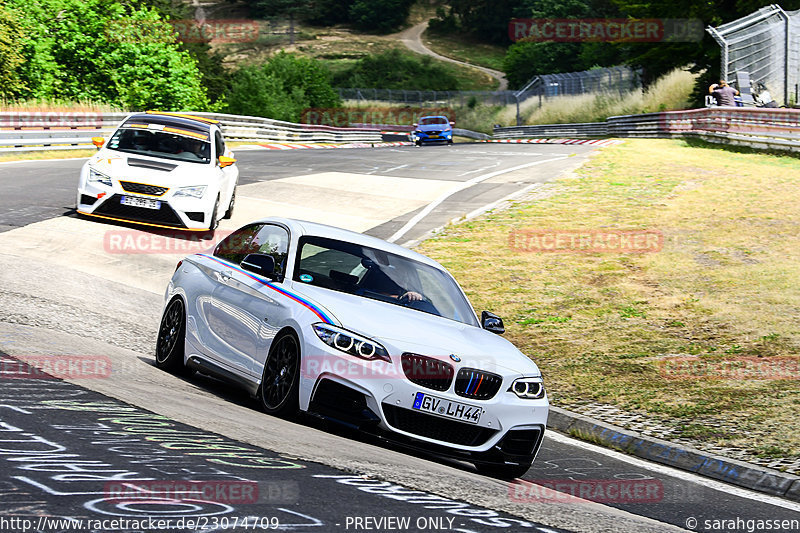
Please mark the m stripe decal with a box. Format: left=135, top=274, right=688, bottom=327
left=199, top=254, right=334, bottom=324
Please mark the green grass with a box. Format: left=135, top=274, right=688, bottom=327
left=417, top=138, right=800, bottom=461
left=0, top=149, right=96, bottom=162
left=446, top=67, right=699, bottom=132
left=495, top=68, right=698, bottom=126
left=422, top=29, right=507, bottom=72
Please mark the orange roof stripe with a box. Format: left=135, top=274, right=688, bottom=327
left=145, top=111, right=219, bottom=124
left=162, top=126, right=209, bottom=140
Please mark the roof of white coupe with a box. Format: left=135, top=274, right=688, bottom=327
left=257, top=217, right=446, bottom=270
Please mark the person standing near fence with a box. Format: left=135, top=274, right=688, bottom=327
left=709, top=80, right=739, bottom=106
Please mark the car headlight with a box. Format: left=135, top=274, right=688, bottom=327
left=509, top=377, right=545, bottom=399
left=88, top=167, right=112, bottom=187
left=173, top=186, right=207, bottom=199
left=312, top=323, right=390, bottom=362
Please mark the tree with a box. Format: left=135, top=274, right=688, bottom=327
left=225, top=66, right=305, bottom=121
left=127, top=0, right=231, bottom=105
left=333, top=49, right=460, bottom=90
left=225, top=52, right=340, bottom=121
left=348, top=0, right=414, bottom=33
left=0, top=4, right=27, bottom=98
left=609, top=0, right=800, bottom=103
left=503, top=42, right=584, bottom=88
left=6, top=0, right=208, bottom=109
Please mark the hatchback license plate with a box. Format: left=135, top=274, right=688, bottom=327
left=121, top=195, right=161, bottom=210
left=412, top=392, right=482, bottom=424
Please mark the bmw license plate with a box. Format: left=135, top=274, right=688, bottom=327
left=413, top=392, right=482, bottom=424
left=121, top=195, right=161, bottom=210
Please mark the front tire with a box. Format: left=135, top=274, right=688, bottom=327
left=259, top=332, right=300, bottom=417
left=155, top=297, right=187, bottom=373
left=208, top=195, right=220, bottom=231
left=223, top=187, right=236, bottom=219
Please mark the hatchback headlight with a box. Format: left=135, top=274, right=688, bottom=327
left=509, top=377, right=545, bottom=399
left=312, top=323, right=390, bottom=362
left=173, top=186, right=207, bottom=199
left=88, top=168, right=112, bottom=187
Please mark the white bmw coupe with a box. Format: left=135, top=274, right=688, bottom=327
left=156, top=217, right=548, bottom=478
left=77, top=111, right=238, bottom=231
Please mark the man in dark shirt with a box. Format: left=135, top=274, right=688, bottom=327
left=709, top=80, right=740, bottom=106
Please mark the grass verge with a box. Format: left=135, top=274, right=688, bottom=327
left=496, top=68, right=698, bottom=126
left=422, top=30, right=507, bottom=72
left=0, top=149, right=96, bottom=163
left=417, top=138, right=800, bottom=462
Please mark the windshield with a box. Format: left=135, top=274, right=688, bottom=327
left=107, top=127, right=212, bottom=164
left=419, top=117, right=448, bottom=125
left=294, top=236, right=478, bottom=326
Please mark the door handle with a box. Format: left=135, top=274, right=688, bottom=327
left=216, top=270, right=233, bottom=283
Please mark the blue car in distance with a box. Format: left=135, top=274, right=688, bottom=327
left=412, top=116, right=454, bottom=146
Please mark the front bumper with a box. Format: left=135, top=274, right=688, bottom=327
left=77, top=184, right=212, bottom=231
left=300, top=336, right=548, bottom=462
left=413, top=131, right=453, bottom=143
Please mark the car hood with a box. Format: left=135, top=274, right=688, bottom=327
left=88, top=150, right=213, bottom=187
left=291, top=282, right=540, bottom=376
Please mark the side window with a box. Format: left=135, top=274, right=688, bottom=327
left=214, top=131, right=225, bottom=159
left=214, top=224, right=290, bottom=277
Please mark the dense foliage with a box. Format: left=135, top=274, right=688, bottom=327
left=1, top=0, right=209, bottom=109
left=431, top=0, right=800, bottom=99
left=332, top=49, right=460, bottom=90
left=251, top=0, right=413, bottom=33
left=225, top=52, right=341, bottom=122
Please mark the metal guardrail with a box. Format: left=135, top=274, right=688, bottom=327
left=493, top=107, right=800, bottom=152
left=494, top=122, right=608, bottom=139
left=0, top=111, right=383, bottom=152
left=453, top=128, right=490, bottom=140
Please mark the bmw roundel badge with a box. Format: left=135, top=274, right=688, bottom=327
left=449, top=354, right=461, bottom=362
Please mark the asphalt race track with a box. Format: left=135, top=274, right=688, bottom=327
left=0, top=353, right=561, bottom=533
left=0, top=143, right=798, bottom=532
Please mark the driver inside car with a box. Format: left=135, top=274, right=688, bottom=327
left=359, top=258, right=423, bottom=302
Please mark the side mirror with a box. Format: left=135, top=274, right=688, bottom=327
left=412, top=123, right=418, bottom=128
left=218, top=156, right=236, bottom=168
left=241, top=254, right=280, bottom=281
left=91, top=137, right=105, bottom=148
left=481, top=311, right=505, bottom=335
left=449, top=121, right=455, bottom=126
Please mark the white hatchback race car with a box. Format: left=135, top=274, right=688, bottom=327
left=77, top=111, right=238, bottom=231
left=156, top=218, right=548, bottom=478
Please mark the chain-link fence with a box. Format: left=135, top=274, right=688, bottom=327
left=530, top=66, right=641, bottom=98
left=707, top=5, right=800, bottom=106
left=337, top=65, right=641, bottom=111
